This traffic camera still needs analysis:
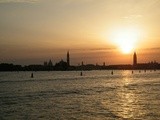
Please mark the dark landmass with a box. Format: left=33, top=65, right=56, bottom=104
left=0, top=62, right=159, bottom=71
left=0, top=51, right=159, bottom=71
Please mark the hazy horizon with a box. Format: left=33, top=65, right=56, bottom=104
left=0, top=0, right=160, bottom=65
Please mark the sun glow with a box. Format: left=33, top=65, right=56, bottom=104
left=111, top=27, right=140, bottom=54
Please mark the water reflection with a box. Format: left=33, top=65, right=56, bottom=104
left=1, top=71, right=159, bottom=119
left=103, top=71, right=144, bottom=119
left=117, top=71, right=145, bottom=119
left=117, top=90, right=137, bottom=118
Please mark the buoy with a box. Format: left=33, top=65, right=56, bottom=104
left=111, top=71, right=113, bottom=75
left=132, top=71, right=134, bottom=74
left=31, top=73, right=34, bottom=78
left=80, top=71, right=83, bottom=76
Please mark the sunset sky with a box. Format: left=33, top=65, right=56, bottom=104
left=0, top=0, right=160, bottom=65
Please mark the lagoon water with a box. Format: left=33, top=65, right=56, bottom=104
left=0, top=70, right=160, bottom=120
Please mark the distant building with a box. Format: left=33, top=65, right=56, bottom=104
left=81, top=61, right=84, bottom=66
left=103, top=62, right=105, bottom=67
left=48, top=59, right=53, bottom=66
left=44, top=61, right=48, bottom=66
left=55, top=59, right=68, bottom=70
left=133, top=52, right=137, bottom=66
left=67, top=51, right=70, bottom=67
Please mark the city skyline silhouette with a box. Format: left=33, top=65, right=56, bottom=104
left=0, top=51, right=159, bottom=71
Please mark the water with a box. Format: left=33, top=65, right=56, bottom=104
left=0, top=70, right=160, bottom=120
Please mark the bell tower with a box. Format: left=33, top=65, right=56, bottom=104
left=133, top=52, right=137, bottom=66
left=67, top=51, right=70, bottom=67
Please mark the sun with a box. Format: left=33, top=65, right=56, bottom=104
left=110, top=27, right=139, bottom=54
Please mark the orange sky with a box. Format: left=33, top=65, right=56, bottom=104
left=0, top=0, right=160, bottom=65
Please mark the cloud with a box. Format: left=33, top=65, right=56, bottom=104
left=0, top=0, right=39, bottom=3
left=142, top=47, right=160, bottom=51
left=123, top=15, right=142, bottom=19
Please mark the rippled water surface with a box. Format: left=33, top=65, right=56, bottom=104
left=0, top=70, right=160, bottom=120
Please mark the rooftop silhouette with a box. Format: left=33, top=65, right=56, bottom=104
left=0, top=52, right=160, bottom=71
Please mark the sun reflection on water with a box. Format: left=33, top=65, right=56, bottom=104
left=102, top=70, right=145, bottom=119
left=118, top=71, right=148, bottom=119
